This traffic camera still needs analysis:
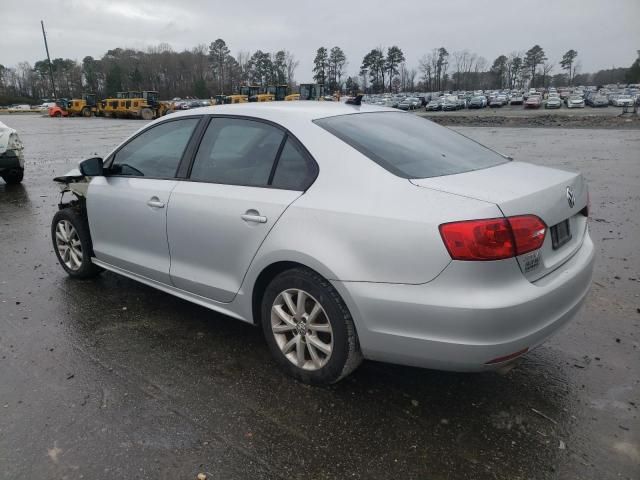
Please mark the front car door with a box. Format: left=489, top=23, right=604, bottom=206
left=87, top=117, right=201, bottom=284
left=167, top=116, right=318, bottom=302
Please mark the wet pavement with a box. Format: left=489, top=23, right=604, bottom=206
left=0, top=116, right=638, bottom=480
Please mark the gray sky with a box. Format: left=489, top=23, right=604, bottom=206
left=3, top=0, right=639, bottom=82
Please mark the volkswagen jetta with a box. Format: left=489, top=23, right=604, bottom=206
left=51, top=102, right=594, bottom=384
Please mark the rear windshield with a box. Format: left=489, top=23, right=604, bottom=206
left=313, top=112, right=507, bottom=179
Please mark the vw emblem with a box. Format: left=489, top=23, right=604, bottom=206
left=566, top=186, right=576, bottom=208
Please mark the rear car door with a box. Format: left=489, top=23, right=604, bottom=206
left=167, top=116, right=317, bottom=302
left=87, top=117, right=201, bottom=284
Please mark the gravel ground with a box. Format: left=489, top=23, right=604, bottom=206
left=0, top=116, right=638, bottom=480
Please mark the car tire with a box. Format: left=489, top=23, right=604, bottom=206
left=261, top=267, right=362, bottom=384
left=51, top=208, right=103, bottom=279
left=2, top=168, right=24, bottom=184
left=82, top=107, right=91, bottom=117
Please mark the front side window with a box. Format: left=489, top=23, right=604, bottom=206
left=110, top=118, right=199, bottom=177
left=190, top=118, right=285, bottom=187
left=314, top=112, right=507, bottom=179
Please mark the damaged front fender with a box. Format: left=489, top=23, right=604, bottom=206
left=54, top=167, right=90, bottom=197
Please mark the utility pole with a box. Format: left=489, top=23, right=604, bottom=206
left=41, top=20, right=57, bottom=99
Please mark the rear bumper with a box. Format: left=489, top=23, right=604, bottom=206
left=333, top=232, right=595, bottom=371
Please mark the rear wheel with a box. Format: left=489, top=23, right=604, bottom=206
left=1, top=168, right=24, bottom=184
left=51, top=208, right=103, bottom=279
left=261, top=267, right=362, bottom=384
left=81, top=107, right=91, bottom=117
left=53, top=111, right=62, bottom=118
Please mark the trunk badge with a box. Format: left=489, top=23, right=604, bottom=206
left=523, top=250, right=541, bottom=273
left=566, top=186, right=576, bottom=208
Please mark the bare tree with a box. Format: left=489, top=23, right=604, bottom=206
left=541, top=62, right=554, bottom=87
left=474, top=56, right=488, bottom=90
left=408, top=68, right=417, bottom=91
left=284, top=51, right=299, bottom=87
left=236, top=51, right=251, bottom=85
left=418, top=53, right=433, bottom=91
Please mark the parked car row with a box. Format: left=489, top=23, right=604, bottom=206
left=362, top=84, right=639, bottom=113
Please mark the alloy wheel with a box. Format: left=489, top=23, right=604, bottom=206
left=271, top=288, right=333, bottom=370
left=55, top=219, right=83, bottom=270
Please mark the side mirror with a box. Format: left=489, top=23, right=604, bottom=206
left=79, top=157, right=104, bottom=177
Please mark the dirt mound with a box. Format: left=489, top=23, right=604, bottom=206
left=419, top=113, right=640, bottom=129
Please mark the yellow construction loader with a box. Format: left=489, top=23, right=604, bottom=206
left=98, top=91, right=173, bottom=119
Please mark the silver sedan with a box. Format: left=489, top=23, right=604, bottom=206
left=51, top=102, right=595, bottom=384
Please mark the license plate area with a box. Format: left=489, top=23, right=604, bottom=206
left=550, top=219, right=572, bottom=249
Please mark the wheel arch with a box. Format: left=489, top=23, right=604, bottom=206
left=248, top=257, right=342, bottom=326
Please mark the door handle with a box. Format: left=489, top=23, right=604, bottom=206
left=241, top=210, right=267, bottom=223
left=147, top=197, right=165, bottom=208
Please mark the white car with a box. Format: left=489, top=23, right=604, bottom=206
left=34, top=102, right=56, bottom=112
left=612, top=95, right=634, bottom=107
left=51, top=102, right=594, bottom=384
left=566, top=95, right=585, bottom=108
left=0, top=121, right=25, bottom=184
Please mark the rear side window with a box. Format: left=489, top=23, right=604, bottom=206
left=270, top=138, right=316, bottom=190
left=190, top=118, right=284, bottom=186
left=314, top=112, right=507, bottom=179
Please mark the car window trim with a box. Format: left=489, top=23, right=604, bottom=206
left=176, top=116, right=210, bottom=178
left=182, top=114, right=319, bottom=192
left=104, top=115, right=205, bottom=180
left=267, top=133, right=289, bottom=185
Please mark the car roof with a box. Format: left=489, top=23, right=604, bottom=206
left=165, top=101, right=393, bottom=123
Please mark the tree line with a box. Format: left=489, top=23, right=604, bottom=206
left=1, top=40, right=638, bottom=104
left=350, top=45, right=637, bottom=95
left=0, top=39, right=299, bottom=104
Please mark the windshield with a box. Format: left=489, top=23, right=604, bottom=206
left=313, top=112, right=507, bottom=179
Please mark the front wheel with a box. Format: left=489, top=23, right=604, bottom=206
left=261, top=268, right=362, bottom=384
left=51, top=208, right=103, bottom=279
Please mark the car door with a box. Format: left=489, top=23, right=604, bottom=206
left=167, top=116, right=318, bottom=303
left=87, top=117, right=201, bottom=284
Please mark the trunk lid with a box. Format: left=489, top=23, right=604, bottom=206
left=411, top=161, right=588, bottom=281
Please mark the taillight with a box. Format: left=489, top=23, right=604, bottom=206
left=439, top=215, right=546, bottom=261
left=508, top=215, right=547, bottom=255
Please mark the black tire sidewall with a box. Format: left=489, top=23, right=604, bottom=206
left=51, top=208, right=101, bottom=279
left=261, top=269, right=352, bottom=385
